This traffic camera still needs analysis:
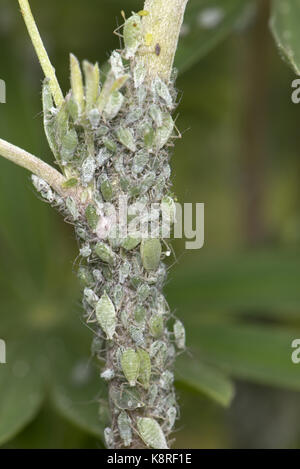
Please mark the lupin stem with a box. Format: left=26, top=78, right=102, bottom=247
left=18, top=0, right=64, bottom=106
left=141, top=0, right=189, bottom=81
left=0, top=138, right=72, bottom=198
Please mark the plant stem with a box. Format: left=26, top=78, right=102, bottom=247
left=18, top=0, right=64, bottom=107
left=0, top=138, right=70, bottom=197
left=141, top=0, right=189, bottom=81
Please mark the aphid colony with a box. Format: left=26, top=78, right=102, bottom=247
left=33, top=11, right=185, bottom=449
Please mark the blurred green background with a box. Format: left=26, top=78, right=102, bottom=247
left=1, top=0, right=300, bottom=449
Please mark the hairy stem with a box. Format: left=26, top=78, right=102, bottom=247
left=18, top=0, right=64, bottom=106
left=8, top=0, right=190, bottom=450
left=0, top=138, right=71, bottom=197
left=141, top=0, right=189, bottom=81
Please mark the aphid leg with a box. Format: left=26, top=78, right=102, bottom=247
left=171, top=118, right=182, bottom=140
left=113, top=12, right=126, bottom=39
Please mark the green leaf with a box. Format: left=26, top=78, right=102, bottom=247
left=166, top=249, right=300, bottom=318
left=270, top=0, right=300, bottom=75
left=176, top=356, right=235, bottom=407
left=175, top=0, right=248, bottom=74
left=49, top=328, right=106, bottom=441
left=187, top=320, right=300, bottom=391
left=0, top=339, right=44, bottom=446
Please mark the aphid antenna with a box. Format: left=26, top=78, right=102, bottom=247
left=79, top=316, right=98, bottom=335
left=114, top=17, right=123, bottom=49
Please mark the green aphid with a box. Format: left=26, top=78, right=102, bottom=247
left=161, top=195, right=176, bottom=224
left=101, top=264, right=113, bottom=280
left=83, top=287, right=99, bottom=307
left=114, top=154, right=124, bottom=174
left=129, top=325, right=144, bottom=347
left=104, top=91, right=124, bottom=120
left=77, top=266, right=94, bottom=287
left=155, top=112, right=174, bottom=150
left=121, top=349, right=140, bottom=387
left=67, top=93, right=79, bottom=122
left=104, top=427, right=114, bottom=449
left=96, top=292, right=116, bottom=340
left=62, top=178, right=78, bottom=189
left=116, top=126, right=136, bottom=152
left=85, top=204, right=99, bottom=230
left=133, top=57, right=146, bottom=88
left=81, top=155, right=96, bottom=185
left=129, top=184, right=141, bottom=197
left=97, top=71, right=129, bottom=113
left=83, top=60, right=100, bottom=111
left=80, top=243, right=91, bottom=257
left=42, top=80, right=59, bottom=159
left=94, top=242, right=115, bottom=265
left=157, top=293, right=169, bottom=315
left=56, top=103, right=69, bottom=140
left=113, top=284, right=123, bottom=310
left=131, top=276, right=143, bottom=289
left=96, top=148, right=110, bottom=167
left=66, top=196, right=79, bottom=220
left=100, top=177, right=114, bottom=201
left=149, top=314, right=164, bottom=338
left=149, top=104, right=163, bottom=127
left=137, top=85, right=147, bottom=105
left=140, top=172, right=156, bottom=194
left=140, top=239, right=161, bottom=271
left=121, top=235, right=141, bottom=251
left=137, top=283, right=151, bottom=302
left=76, top=226, right=87, bottom=240
left=137, top=349, right=151, bottom=389
left=70, top=53, right=85, bottom=114
left=110, top=51, right=125, bottom=79
left=109, top=228, right=122, bottom=249
left=143, top=124, right=155, bottom=149
left=154, top=76, right=173, bottom=109
left=165, top=392, right=177, bottom=408
left=123, top=14, right=142, bottom=59
left=150, top=340, right=168, bottom=368
left=120, top=310, right=129, bottom=329
left=148, top=383, right=158, bottom=406
left=110, top=385, right=144, bottom=410
left=134, top=306, right=146, bottom=324
left=126, top=107, right=143, bottom=124
left=173, top=320, right=186, bottom=349
left=103, top=137, right=117, bottom=153
left=132, top=150, right=149, bottom=175
left=166, top=406, right=177, bottom=431
left=117, top=411, right=132, bottom=447
left=88, top=108, right=100, bottom=128
left=120, top=176, right=130, bottom=192
left=137, top=417, right=168, bottom=449
left=159, top=370, right=174, bottom=390
left=96, top=125, right=109, bottom=137
left=119, top=260, right=131, bottom=284
left=61, top=128, right=78, bottom=161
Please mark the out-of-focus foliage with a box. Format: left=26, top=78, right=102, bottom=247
left=270, top=0, right=300, bottom=75
left=175, top=0, right=250, bottom=73
left=1, top=0, right=300, bottom=449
